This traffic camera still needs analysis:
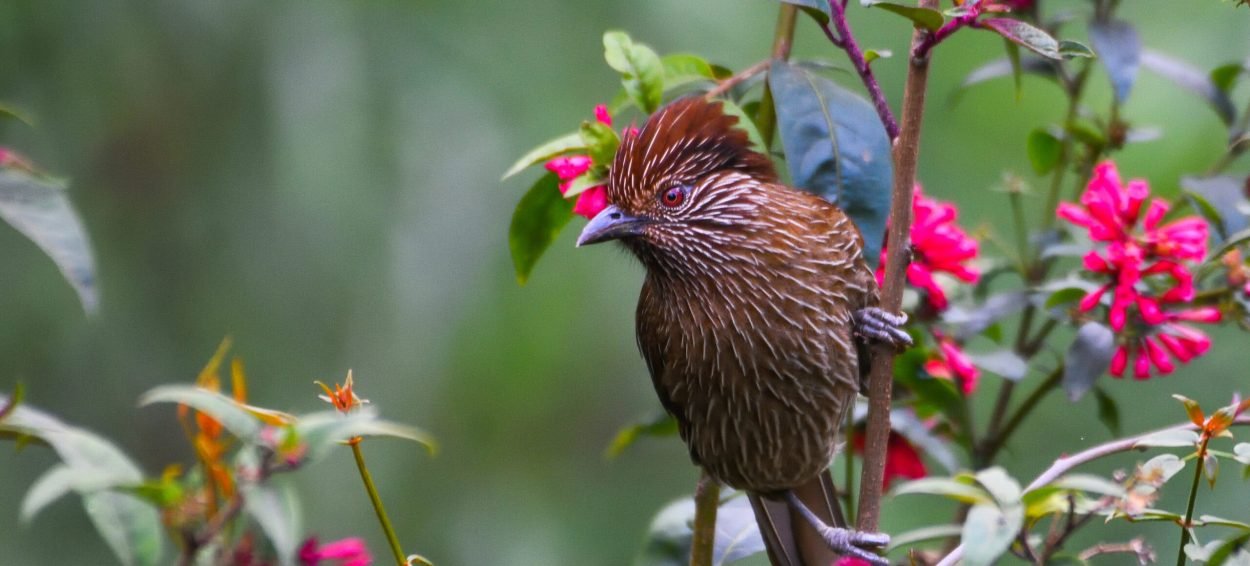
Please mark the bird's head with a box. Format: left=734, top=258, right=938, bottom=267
left=576, top=98, right=777, bottom=266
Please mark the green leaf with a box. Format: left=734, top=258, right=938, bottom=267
left=961, top=503, right=1023, bottom=566
left=1134, top=428, right=1200, bottom=449
left=138, top=385, right=262, bottom=441
left=295, top=409, right=437, bottom=463
left=1200, top=515, right=1250, bottom=531
left=1051, top=474, right=1126, bottom=497
left=501, top=132, right=584, bottom=181
left=1044, top=287, right=1088, bottom=309
left=1057, top=40, right=1096, bottom=59
left=1211, top=62, right=1248, bottom=94
left=863, top=49, right=892, bottom=64
left=561, top=170, right=606, bottom=199
left=1209, top=227, right=1250, bottom=263
left=661, top=53, right=720, bottom=91
left=605, top=411, right=677, bottom=459
left=244, top=481, right=303, bottom=562
left=509, top=173, right=574, bottom=285
left=887, top=524, right=963, bottom=552
left=1209, top=532, right=1250, bottom=566
left=1062, top=322, right=1115, bottom=402
left=1088, top=20, right=1140, bottom=103
left=1141, top=50, right=1237, bottom=126
left=779, top=0, right=831, bottom=25
left=84, top=491, right=164, bottom=566
left=603, top=31, right=664, bottom=113
left=1182, top=175, right=1249, bottom=238
left=717, top=99, right=767, bottom=153
left=1185, top=189, right=1232, bottom=241
left=0, top=167, right=98, bottom=313
left=861, top=1, right=944, bottom=31
left=1093, top=387, right=1121, bottom=437
left=893, top=477, right=993, bottom=505
left=974, top=467, right=1022, bottom=507
left=981, top=18, right=1062, bottom=60
left=1027, top=128, right=1062, bottom=175
left=580, top=120, right=620, bottom=166
left=767, top=59, right=894, bottom=264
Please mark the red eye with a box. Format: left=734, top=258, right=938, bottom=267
left=661, top=186, right=686, bottom=208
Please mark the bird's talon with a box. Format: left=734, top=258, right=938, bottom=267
left=854, top=307, right=912, bottom=349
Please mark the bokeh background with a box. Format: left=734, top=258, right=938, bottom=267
left=1, top=1, right=1247, bottom=564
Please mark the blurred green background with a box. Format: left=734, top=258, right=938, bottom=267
left=0, top=1, right=1247, bottom=564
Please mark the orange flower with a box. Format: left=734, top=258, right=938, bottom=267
left=316, top=370, right=369, bottom=414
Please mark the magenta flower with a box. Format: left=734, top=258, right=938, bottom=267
left=1058, top=161, right=1219, bottom=379
left=877, top=186, right=980, bottom=311
left=542, top=104, right=616, bottom=220
left=299, top=537, right=372, bottom=566
left=924, top=331, right=980, bottom=394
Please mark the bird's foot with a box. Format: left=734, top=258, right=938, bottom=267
left=854, top=307, right=912, bottom=348
left=813, top=524, right=890, bottom=565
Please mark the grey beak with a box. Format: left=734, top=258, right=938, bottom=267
left=576, top=204, right=647, bottom=247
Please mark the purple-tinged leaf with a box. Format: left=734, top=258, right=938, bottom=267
left=966, top=349, right=1028, bottom=381
left=1089, top=19, right=1140, bottom=103
left=1182, top=175, right=1249, bottom=239
left=768, top=60, right=893, bottom=263
left=1141, top=50, right=1237, bottom=126
left=779, top=0, right=831, bottom=25
left=953, top=56, right=1058, bottom=103
left=982, top=18, right=1061, bottom=61
left=1062, top=322, right=1115, bottom=402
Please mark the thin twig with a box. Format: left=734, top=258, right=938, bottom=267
left=754, top=4, right=799, bottom=148
left=1176, top=434, right=1212, bottom=566
left=912, top=13, right=977, bottom=62
left=824, top=0, right=899, bottom=139
left=1078, top=538, right=1155, bottom=564
left=690, top=471, right=721, bottom=566
left=856, top=0, right=939, bottom=534
left=704, top=59, right=770, bottom=100
left=351, top=441, right=407, bottom=566
left=936, top=415, right=1250, bottom=566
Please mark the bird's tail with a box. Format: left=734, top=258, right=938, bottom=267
left=748, top=469, right=845, bottom=566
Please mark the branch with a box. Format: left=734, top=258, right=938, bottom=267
left=755, top=4, right=799, bottom=148
left=824, top=1, right=899, bottom=139
left=936, top=415, right=1250, bottom=566
left=856, top=0, right=939, bottom=534
left=690, top=470, right=721, bottom=566
left=704, top=59, right=770, bottom=100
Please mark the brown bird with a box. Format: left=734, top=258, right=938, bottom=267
left=577, top=98, right=908, bottom=566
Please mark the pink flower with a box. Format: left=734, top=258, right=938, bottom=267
left=299, top=537, right=372, bottom=566
left=878, top=186, right=980, bottom=311
left=1059, top=161, right=1219, bottom=379
left=542, top=105, right=616, bottom=220
left=923, top=331, right=980, bottom=394
left=851, top=430, right=927, bottom=490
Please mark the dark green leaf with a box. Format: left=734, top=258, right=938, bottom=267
left=1088, top=19, right=1140, bottom=103
left=780, top=0, right=831, bottom=25
left=1141, top=50, right=1237, bottom=126
left=982, top=18, right=1061, bottom=60
left=961, top=503, right=1022, bottom=566
left=1063, top=322, right=1115, bottom=402
left=1093, top=387, right=1121, bottom=437
left=501, top=132, right=584, bottom=180
left=1057, top=40, right=1096, bottom=59
left=1182, top=176, right=1249, bottom=238
left=1066, top=119, right=1107, bottom=147
left=1005, top=40, right=1022, bottom=99
left=1027, top=128, right=1062, bottom=175
left=509, top=173, right=574, bottom=285
left=861, top=1, right=944, bottom=31
left=1209, top=532, right=1250, bottom=566
left=1045, top=287, right=1088, bottom=310
left=0, top=167, right=98, bottom=313
left=1211, top=62, right=1247, bottom=94
left=138, top=385, right=262, bottom=441
left=767, top=60, right=893, bottom=263
left=580, top=120, right=620, bottom=166
left=603, top=31, right=664, bottom=113
left=605, top=411, right=677, bottom=459
left=863, top=49, right=892, bottom=64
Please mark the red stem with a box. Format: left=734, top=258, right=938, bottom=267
left=825, top=0, right=900, bottom=140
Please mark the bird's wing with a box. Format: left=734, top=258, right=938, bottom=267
left=636, top=278, right=697, bottom=462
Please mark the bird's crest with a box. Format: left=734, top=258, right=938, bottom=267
left=609, top=98, right=776, bottom=209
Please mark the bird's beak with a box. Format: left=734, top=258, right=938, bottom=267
left=576, top=204, right=647, bottom=247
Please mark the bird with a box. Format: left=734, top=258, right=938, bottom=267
left=576, top=97, right=909, bottom=566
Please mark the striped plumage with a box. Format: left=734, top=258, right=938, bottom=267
left=578, top=98, right=886, bottom=566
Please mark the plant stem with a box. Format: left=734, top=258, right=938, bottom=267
left=980, top=366, right=1062, bottom=464
left=824, top=0, right=899, bottom=139
left=1177, top=434, right=1211, bottom=566
left=936, top=415, right=1250, bottom=566
left=1041, top=63, right=1091, bottom=234
left=912, top=13, right=977, bottom=62
left=690, top=471, right=721, bottom=566
left=755, top=4, right=798, bottom=148
left=856, top=0, right=938, bottom=534
left=352, top=441, right=407, bottom=566
left=844, top=409, right=857, bottom=527
left=704, top=59, right=770, bottom=100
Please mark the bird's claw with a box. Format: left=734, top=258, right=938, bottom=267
left=815, top=524, right=890, bottom=565
left=854, top=307, right=912, bottom=349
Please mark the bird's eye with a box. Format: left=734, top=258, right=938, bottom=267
left=660, top=185, right=687, bottom=208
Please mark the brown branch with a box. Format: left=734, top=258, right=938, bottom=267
left=704, top=59, right=770, bottom=100
left=1078, top=538, right=1155, bottom=564
left=690, top=471, right=721, bottom=566
left=856, top=0, right=938, bottom=534
left=754, top=3, right=798, bottom=149
left=936, top=415, right=1250, bottom=566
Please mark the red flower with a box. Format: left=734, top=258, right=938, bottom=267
left=852, top=430, right=928, bottom=489
left=299, top=537, right=372, bottom=566
left=1058, top=161, right=1218, bottom=379
left=877, top=186, right=980, bottom=311
left=543, top=104, right=615, bottom=220
left=924, top=331, right=980, bottom=394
